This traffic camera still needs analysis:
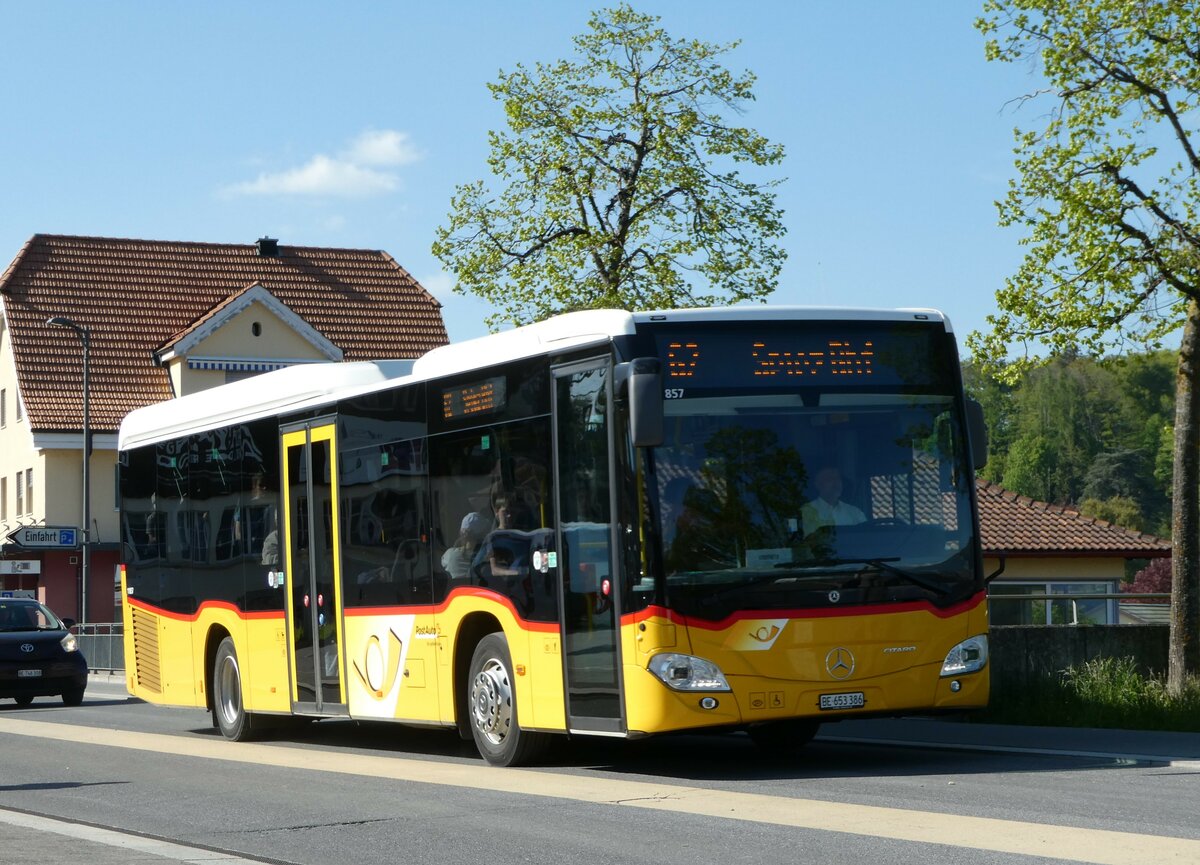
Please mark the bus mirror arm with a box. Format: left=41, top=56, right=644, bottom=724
left=618, top=358, right=665, bottom=448
left=966, top=398, right=988, bottom=471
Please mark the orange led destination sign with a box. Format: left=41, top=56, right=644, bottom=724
left=442, top=376, right=506, bottom=420
left=664, top=337, right=876, bottom=380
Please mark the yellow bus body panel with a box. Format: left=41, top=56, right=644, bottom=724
left=623, top=595, right=989, bottom=734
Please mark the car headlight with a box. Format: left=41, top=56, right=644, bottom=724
left=941, top=635, right=987, bottom=676
left=647, top=653, right=731, bottom=691
left=60, top=633, right=79, bottom=653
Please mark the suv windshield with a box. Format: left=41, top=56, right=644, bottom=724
left=652, top=392, right=978, bottom=619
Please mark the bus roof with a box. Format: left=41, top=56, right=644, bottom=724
left=118, top=360, right=415, bottom=451
left=118, top=305, right=952, bottom=450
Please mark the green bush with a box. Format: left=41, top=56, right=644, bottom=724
left=979, top=656, right=1200, bottom=732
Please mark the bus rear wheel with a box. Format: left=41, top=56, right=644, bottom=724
left=213, top=637, right=254, bottom=741
left=467, top=633, right=549, bottom=767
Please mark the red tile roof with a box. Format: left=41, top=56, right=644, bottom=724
left=977, top=480, right=1170, bottom=557
left=0, top=234, right=448, bottom=433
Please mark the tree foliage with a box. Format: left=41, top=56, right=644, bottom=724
left=433, top=4, right=787, bottom=329
left=973, top=0, right=1200, bottom=369
left=965, top=351, right=1174, bottom=534
left=1126, top=557, right=1173, bottom=601
left=974, top=0, right=1200, bottom=689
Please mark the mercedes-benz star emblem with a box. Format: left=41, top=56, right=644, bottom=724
left=825, top=647, right=855, bottom=680
left=20, top=643, right=35, bottom=653
left=828, top=590, right=841, bottom=604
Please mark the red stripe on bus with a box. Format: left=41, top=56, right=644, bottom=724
left=124, top=596, right=285, bottom=622
left=343, top=586, right=559, bottom=632
left=621, top=591, right=986, bottom=629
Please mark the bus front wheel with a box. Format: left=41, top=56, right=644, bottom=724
left=467, top=633, right=549, bottom=767
left=213, top=637, right=253, bottom=741
left=747, top=719, right=820, bottom=755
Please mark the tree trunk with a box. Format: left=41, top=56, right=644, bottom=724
left=1169, top=296, right=1200, bottom=693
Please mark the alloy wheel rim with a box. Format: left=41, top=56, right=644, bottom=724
left=471, top=658, right=512, bottom=745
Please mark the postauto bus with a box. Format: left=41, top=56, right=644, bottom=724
left=118, top=307, right=989, bottom=765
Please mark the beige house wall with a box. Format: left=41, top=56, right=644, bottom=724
left=0, top=316, right=41, bottom=531
left=986, top=556, right=1126, bottom=583
left=170, top=302, right=331, bottom=395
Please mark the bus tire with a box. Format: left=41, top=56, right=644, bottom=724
left=213, top=636, right=254, bottom=741
left=747, top=719, right=820, bottom=755
left=467, top=632, right=549, bottom=766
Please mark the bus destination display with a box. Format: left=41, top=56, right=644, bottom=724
left=442, top=376, right=506, bottom=420
left=666, top=338, right=874, bottom=379
left=656, top=325, right=942, bottom=389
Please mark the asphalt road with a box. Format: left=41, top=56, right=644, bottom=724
left=1, top=676, right=1198, bottom=865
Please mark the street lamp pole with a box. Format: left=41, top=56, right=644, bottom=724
left=47, top=316, right=90, bottom=625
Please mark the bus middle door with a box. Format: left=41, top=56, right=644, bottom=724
left=552, top=359, right=625, bottom=734
left=281, top=419, right=348, bottom=715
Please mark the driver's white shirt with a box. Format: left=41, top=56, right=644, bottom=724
left=802, top=497, right=866, bottom=532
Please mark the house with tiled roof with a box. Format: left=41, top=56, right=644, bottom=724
left=0, top=234, right=448, bottom=622
left=977, top=480, right=1171, bottom=626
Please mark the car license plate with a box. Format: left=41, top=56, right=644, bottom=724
left=819, top=691, right=864, bottom=710
left=17, top=669, right=42, bottom=678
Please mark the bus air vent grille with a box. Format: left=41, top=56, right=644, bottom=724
left=131, top=607, right=162, bottom=694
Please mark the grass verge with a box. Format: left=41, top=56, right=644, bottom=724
left=978, top=656, right=1200, bottom=732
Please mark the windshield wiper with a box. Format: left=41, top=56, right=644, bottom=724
left=778, top=556, right=951, bottom=597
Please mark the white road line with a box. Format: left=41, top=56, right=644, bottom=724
left=0, top=806, right=274, bottom=864
left=2, top=717, right=1199, bottom=865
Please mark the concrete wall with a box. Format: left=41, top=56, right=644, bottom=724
left=989, top=624, right=1170, bottom=703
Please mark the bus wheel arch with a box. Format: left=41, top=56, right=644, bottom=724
left=453, top=613, right=504, bottom=742
left=203, top=625, right=232, bottom=718
left=466, top=631, right=550, bottom=766
left=211, top=634, right=256, bottom=741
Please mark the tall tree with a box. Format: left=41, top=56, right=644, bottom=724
left=433, top=4, right=786, bottom=329
left=974, top=0, right=1200, bottom=690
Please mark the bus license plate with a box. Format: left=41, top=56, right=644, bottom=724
left=819, top=691, right=864, bottom=710
left=17, top=669, right=42, bottom=678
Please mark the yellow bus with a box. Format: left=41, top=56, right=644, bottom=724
left=118, top=307, right=990, bottom=766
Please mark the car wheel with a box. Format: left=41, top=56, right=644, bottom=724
left=14, top=695, right=34, bottom=707
left=61, top=688, right=85, bottom=707
left=213, top=636, right=254, bottom=741
left=467, top=632, right=549, bottom=766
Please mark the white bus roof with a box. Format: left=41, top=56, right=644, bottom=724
left=119, top=305, right=952, bottom=450
left=118, top=360, right=416, bottom=451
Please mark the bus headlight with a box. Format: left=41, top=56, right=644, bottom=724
left=648, top=653, right=731, bottom=691
left=941, top=635, right=987, bottom=676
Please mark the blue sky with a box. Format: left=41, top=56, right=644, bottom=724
left=0, top=2, right=1042, bottom=349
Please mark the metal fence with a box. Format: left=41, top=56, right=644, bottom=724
left=76, top=622, right=124, bottom=672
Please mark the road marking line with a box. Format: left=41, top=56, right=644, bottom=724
left=0, top=806, right=274, bottom=864
left=2, top=717, right=1197, bottom=865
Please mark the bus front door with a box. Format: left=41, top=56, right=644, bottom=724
left=552, top=360, right=625, bottom=734
left=282, top=420, right=348, bottom=715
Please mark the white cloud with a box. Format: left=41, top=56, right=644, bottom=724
left=345, top=130, right=422, bottom=167
left=222, top=129, right=420, bottom=199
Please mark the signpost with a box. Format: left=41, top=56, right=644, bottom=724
left=5, top=526, right=79, bottom=548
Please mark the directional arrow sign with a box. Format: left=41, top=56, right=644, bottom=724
left=5, top=526, right=79, bottom=548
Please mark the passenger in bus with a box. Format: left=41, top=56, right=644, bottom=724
left=441, top=511, right=490, bottom=580
left=802, top=465, right=866, bottom=534
left=471, top=490, right=536, bottom=588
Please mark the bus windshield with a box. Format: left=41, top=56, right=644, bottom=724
left=645, top=321, right=978, bottom=618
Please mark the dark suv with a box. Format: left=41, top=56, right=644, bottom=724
left=0, top=598, right=88, bottom=706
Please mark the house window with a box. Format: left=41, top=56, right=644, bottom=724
left=1, top=476, right=6, bottom=521
left=25, top=467, right=33, bottom=514
left=1, top=388, right=6, bottom=427
left=14, top=392, right=21, bottom=421
left=989, top=581, right=1117, bottom=626
left=15, top=471, right=23, bottom=515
